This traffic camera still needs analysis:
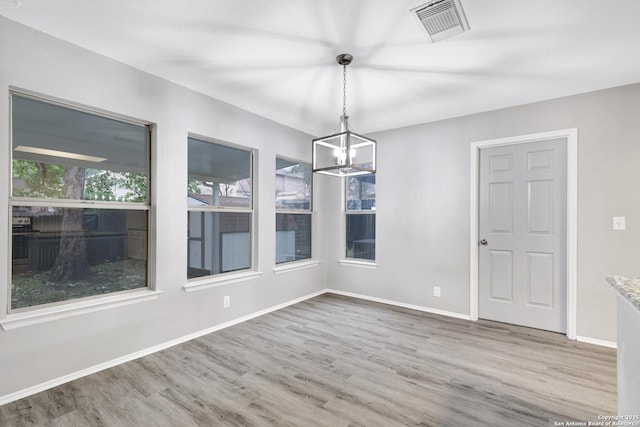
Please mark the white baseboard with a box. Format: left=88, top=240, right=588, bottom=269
left=0, top=289, right=326, bottom=406
left=328, top=290, right=619, bottom=349
left=576, top=335, right=617, bottom=349
left=326, top=289, right=472, bottom=320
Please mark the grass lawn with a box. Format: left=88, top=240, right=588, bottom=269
left=11, top=258, right=147, bottom=310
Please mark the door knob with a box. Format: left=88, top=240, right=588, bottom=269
left=480, top=239, right=488, bottom=245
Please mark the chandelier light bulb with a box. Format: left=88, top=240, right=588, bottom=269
left=334, top=147, right=348, bottom=165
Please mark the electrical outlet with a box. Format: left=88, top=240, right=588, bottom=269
left=613, top=216, right=626, bottom=231
left=223, top=295, right=230, bottom=308
left=433, top=286, right=441, bottom=297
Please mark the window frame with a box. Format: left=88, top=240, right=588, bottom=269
left=7, top=89, right=153, bottom=314
left=186, top=134, right=256, bottom=283
left=344, top=174, right=376, bottom=263
left=274, top=156, right=313, bottom=266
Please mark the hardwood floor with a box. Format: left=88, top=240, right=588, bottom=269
left=0, top=294, right=616, bottom=426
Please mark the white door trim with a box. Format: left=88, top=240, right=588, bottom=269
left=469, top=129, right=578, bottom=340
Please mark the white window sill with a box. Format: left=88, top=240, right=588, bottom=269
left=338, top=259, right=377, bottom=269
left=183, top=270, right=263, bottom=293
left=273, top=260, right=320, bottom=275
left=0, top=289, right=162, bottom=330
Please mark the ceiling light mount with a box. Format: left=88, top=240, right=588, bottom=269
left=312, top=54, right=376, bottom=178
left=336, top=53, right=353, bottom=66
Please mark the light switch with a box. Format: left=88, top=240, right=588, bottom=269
left=613, top=216, right=626, bottom=231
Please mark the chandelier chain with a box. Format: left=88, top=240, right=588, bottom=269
left=342, top=64, right=347, bottom=117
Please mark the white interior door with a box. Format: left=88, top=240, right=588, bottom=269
left=479, top=138, right=567, bottom=333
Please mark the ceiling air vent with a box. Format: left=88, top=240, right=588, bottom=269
left=410, top=0, right=470, bottom=43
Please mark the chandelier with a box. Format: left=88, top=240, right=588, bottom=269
left=312, top=54, right=377, bottom=177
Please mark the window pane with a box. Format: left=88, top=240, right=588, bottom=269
left=347, top=174, right=376, bottom=211
left=11, top=95, right=148, bottom=202
left=276, top=213, right=311, bottom=263
left=11, top=206, right=148, bottom=310
left=346, top=214, right=375, bottom=260
left=187, top=212, right=251, bottom=278
left=275, top=158, right=311, bottom=210
left=188, top=138, right=252, bottom=208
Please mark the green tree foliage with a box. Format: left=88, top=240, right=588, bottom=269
left=85, top=170, right=147, bottom=202
left=12, top=160, right=147, bottom=202
left=12, top=160, right=65, bottom=198
left=187, top=179, right=201, bottom=195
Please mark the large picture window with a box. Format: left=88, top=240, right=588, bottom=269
left=275, top=158, right=312, bottom=264
left=187, top=137, right=253, bottom=279
left=346, top=174, right=376, bottom=261
left=10, top=92, right=150, bottom=311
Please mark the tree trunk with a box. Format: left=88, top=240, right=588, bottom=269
left=49, top=166, right=92, bottom=283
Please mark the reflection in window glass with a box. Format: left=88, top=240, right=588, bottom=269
left=346, top=214, right=376, bottom=260
left=187, top=212, right=251, bottom=278
left=188, top=137, right=251, bottom=208
left=12, top=95, right=148, bottom=203
left=275, top=159, right=311, bottom=210
left=10, top=93, right=150, bottom=311
left=275, top=158, right=312, bottom=264
left=276, top=213, right=311, bottom=263
left=11, top=206, right=147, bottom=310
left=346, top=174, right=376, bottom=211
left=187, top=137, right=254, bottom=279
left=346, top=173, right=375, bottom=260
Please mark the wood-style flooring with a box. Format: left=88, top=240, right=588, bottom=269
left=0, top=294, right=617, bottom=426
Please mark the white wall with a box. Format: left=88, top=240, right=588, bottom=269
left=617, top=295, right=640, bottom=414
left=324, top=82, right=640, bottom=344
left=0, top=17, right=326, bottom=399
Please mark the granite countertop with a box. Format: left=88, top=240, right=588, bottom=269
left=607, top=275, right=640, bottom=312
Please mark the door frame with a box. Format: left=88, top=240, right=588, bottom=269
left=469, top=129, right=578, bottom=339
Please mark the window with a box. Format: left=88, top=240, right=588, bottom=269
left=187, top=137, right=254, bottom=279
left=346, top=174, right=376, bottom=261
left=10, top=92, right=150, bottom=311
left=275, top=158, right=312, bottom=264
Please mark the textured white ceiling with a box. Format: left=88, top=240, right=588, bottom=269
left=2, top=0, right=640, bottom=136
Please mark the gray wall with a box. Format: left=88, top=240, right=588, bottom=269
left=324, top=82, right=640, bottom=343
left=0, top=17, right=326, bottom=398
left=1, top=13, right=638, bottom=401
